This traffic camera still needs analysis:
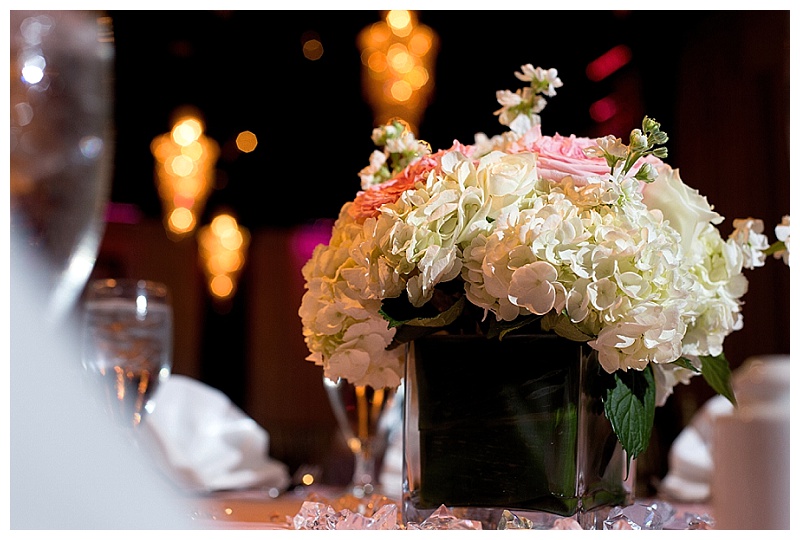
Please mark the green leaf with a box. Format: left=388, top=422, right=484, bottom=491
left=387, top=324, right=444, bottom=348
left=603, top=366, right=656, bottom=465
left=486, top=314, right=540, bottom=340
left=380, top=291, right=462, bottom=328
left=700, top=353, right=737, bottom=406
left=540, top=311, right=593, bottom=342
left=383, top=298, right=466, bottom=350
left=672, top=356, right=700, bottom=373
left=404, top=296, right=465, bottom=328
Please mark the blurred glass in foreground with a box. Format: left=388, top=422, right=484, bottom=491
left=8, top=10, right=193, bottom=529
left=10, top=236, right=195, bottom=529
left=9, top=10, right=114, bottom=324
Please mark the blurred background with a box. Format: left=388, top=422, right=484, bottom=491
left=24, top=9, right=791, bottom=496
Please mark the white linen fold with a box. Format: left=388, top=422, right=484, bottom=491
left=659, top=355, right=789, bottom=503
left=144, top=374, right=291, bottom=493
left=658, top=395, right=733, bottom=502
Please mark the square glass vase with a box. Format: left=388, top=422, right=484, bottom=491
left=402, top=333, right=635, bottom=530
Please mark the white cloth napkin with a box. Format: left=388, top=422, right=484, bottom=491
left=658, top=355, right=790, bottom=503
left=144, top=374, right=291, bottom=493
left=658, top=395, right=733, bottom=502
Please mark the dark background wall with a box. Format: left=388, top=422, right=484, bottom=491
left=91, top=10, right=790, bottom=494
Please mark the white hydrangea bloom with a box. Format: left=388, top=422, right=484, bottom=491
left=680, top=223, right=748, bottom=358
left=324, top=318, right=403, bottom=389
left=372, top=149, right=538, bottom=308
left=590, top=304, right=685, bottom=373
left=299, top=205, right=403, bottom=388
left=652, top=360, right=697, bottom=407
left=461, top=165, right=687, bottom=372
left=340, top=216, right=405, bottom=301
left=508, top=260, right=567, bottom=315
left=300, top=63, right=781, bottom=403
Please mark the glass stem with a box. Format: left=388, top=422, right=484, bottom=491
left=351, top=446, right=377, bottom=497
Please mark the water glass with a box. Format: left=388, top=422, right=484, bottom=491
left=10, top=11, right=115, bottom=325
left=323, top=376, right=398, bottom=500
left=81, top=278, right=173, bottom=428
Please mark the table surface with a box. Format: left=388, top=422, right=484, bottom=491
left=184, top=488, right=714, bottom=530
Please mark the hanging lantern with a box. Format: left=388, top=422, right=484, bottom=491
left=151, top=110, right=219, bottom=240
left=357, top=10, right=439, bottom=135
left=197, top=212, right=250, bottom=302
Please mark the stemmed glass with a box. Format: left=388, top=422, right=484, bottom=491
left=323, top=376, right=399, bottom=499
left=10, top=10, right=115, bottom=325
left=80, top=278, right=174, bottom=430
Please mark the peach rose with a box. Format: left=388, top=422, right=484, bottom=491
left=348, top=141, right=473, bottom=222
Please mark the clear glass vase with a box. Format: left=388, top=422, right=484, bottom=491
left=402, top=333, right=635, bottom=530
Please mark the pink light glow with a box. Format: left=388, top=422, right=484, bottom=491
left=104, top=202, right=142, bottom=224
left=290, top=219, right=334, bottom=268
left=589, top=96, right=618, bottom=123
left=586, top=45, right=632, bottom=82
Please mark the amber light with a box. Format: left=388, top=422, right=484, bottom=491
left=197, top=212, right=250, bottom=302
left=235, top=130, right=258, bottom=153
left=357, top=10, right=438, bottom=135
left=151, top=110, right=219, bottom=240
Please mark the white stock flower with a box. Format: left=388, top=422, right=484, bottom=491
left=508, top=112, right=535, bottom=134
left=775, top=215, right=790, bottom=265
left=358, top=150, right=388, bottom=189
left=585, top=135, right=627, bottom=160
left=514, top=63, right=538, bottom=82
left=515, top=64, right=563, bottom=96
left=385, top=130, right=421, bottom=154
left=629, top=130, right=648, bottom=151
left=472, top=131, right=523, bottom=158
left=730, top=217, right=769, bottom=269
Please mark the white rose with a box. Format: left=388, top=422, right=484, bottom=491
left=475, top=150, right=538, bottom=201
left=641, top=165, right=722, bottom=259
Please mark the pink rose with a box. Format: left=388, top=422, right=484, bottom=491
left=530, top=133, right=610, bottom=185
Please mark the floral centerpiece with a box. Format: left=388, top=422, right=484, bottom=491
left=299, top=63, right=789, bottom=465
